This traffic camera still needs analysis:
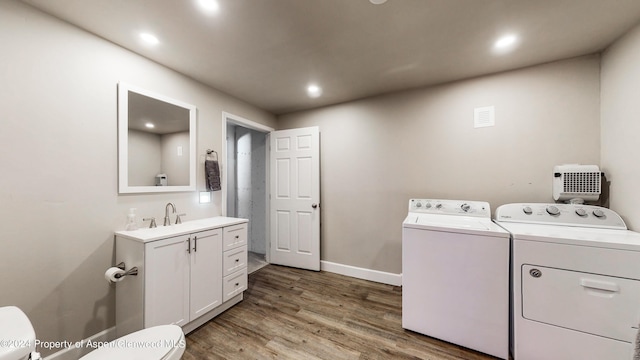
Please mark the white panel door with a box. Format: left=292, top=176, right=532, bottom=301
left=270, top=127, right=320, bottom=271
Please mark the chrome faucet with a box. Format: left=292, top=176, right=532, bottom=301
left=164, top=202, right=176, bottom=226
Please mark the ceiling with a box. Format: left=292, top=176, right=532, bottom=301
left=20, top=0, right=640, bottom=115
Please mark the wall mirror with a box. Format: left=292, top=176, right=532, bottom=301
left=118, top=82, right=196, bottom=193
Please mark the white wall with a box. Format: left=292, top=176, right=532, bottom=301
left=128, top=129, right=162, bottom=186
left=601, top=22, right=640, bottom=230
left=249, top=129, right=267, bottom=255
left=0, top=1, right=275, bottom=356
left=226, top=124, right=237, bottom=216
left=278, top=55, right=601, bottom=274
left=233, top=127, right=267, bottom=255
left=236, top=127, right=253, bottom=223
left=161, top=131, right=190, bottom=186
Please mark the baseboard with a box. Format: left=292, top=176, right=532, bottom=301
left=44, top=326, right=116, bottom=360
left=320, top=260, right=402, bottom=286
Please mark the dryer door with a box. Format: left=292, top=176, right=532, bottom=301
left=522, top=264, right=640, bottom=342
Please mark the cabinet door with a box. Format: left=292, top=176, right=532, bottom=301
left=145, top=234, right=190, bottom=327
left=190, top=229, right=223, bottom=320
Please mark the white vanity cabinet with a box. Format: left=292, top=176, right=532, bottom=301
left=115, top=217, right=248, bottom=337
left=145, top=229, right=222, bottom=328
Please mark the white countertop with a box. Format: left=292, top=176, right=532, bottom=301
left=115, top=216, right=248, bottom=243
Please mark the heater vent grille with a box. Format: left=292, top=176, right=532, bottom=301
left=553, top=165, right=601, bottom=202
left=563, top=172, right=601, bottom=194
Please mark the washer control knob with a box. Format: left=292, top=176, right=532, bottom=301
left=415, top=202, right=422, bottom=208
left=546, top=206, right=560, bottom=216
left=593, top=209, right=605, bottom=218
left=425, top=203, right=432, bottom=209
left=461, top=203, right=471, bottom=212
left=523, top=206, right=533, bottom=215
left=529, top=268, right=542, bottom=278
left=575, top=208, right=587, bottom=217
left=435, top=204, right=442, bottom=209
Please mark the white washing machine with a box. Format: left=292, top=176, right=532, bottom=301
left=495, top=203, right=640, bottom=360
left=402, top=199, right=510, bottom=359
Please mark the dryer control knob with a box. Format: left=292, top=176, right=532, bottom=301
left=523, top=206, right=533, bottom=215
left=461, top=203, right=470, bottom=212
left=415, top=202, right=422, bottom=208
left=435, top=204, right=442, bottom=209
left=575, top=208, right=587, bottom=217
left=546, top=206, right=560, bottom=216
left=425, top=203, right=432, bottom=209
left=593, top=209, right=605, bottom=218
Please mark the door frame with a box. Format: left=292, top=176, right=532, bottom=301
left=221, top=111, right=274, bottom=262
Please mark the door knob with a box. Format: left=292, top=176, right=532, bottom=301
left=312, top=203, right=318, bottom=209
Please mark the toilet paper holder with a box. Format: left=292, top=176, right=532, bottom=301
left=114, top=262, right=138, bottom=279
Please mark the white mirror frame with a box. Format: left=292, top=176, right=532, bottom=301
left=118, top=82, right=197, bottom=193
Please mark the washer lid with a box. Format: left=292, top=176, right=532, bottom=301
left=81, top=325, right=184, bottom=360
left=404, top=214, right=509, bottom=237
left=0, top=306, right=36, bottom=360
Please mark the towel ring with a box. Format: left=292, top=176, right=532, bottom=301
left=206, top=149, right=218, bottom=161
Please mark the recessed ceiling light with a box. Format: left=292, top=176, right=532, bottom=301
left=197, top=0, right=219, bottom=14
left=307, top=84, right=323, bottom=98
left=139, top=32, right=159, bottom=45
left=145, top=123, right=155, bottom=128
left=493, top=34, right=518, bottom=53
left=370, top=0, right=388, bottom=4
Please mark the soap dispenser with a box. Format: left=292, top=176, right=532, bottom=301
left=125, top=208, right=139, bottom=231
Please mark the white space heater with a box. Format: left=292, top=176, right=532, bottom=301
left=553, top=164, right=601, bottom=202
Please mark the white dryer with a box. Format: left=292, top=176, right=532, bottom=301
left=495, top=203, right=640, bottom=360
left=402, top=199, right=510, bottom=359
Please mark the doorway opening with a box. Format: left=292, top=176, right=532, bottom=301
left=223, top=112, right=273, bottom=274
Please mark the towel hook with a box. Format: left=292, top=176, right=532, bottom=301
left=206, top=149, right=218, bottom=161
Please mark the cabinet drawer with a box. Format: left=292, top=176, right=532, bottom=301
left=223, top=245, right=247, bottom=277
left=223, top=268, right=248, bottom=302
left=223, top=224, right=247, bottom=251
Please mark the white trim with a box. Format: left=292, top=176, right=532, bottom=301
left=321, top=260, right=402, bottom=286
left=221, top=112, right=274, bottom=217
left=222, top=112, right=275, bottom=133
left=118, top=82, right=197, bottom=194
left=221, top=112, right=272, bottom=263
left=44, top=327, right=116, bottom=360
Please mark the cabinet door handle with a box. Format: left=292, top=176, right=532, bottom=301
left=193, top=236, right=197, bottom=252
left=187, top=238, right=191, bottom=254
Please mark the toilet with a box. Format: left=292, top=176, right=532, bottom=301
left=0, top=306, right=185, bottom=360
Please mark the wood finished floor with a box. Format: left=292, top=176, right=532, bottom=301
left=184, top=265, right=498, bottom=360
